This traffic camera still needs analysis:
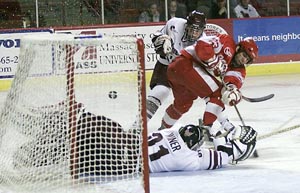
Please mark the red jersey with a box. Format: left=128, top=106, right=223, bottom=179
left=181, top=34, right=246, bottom=89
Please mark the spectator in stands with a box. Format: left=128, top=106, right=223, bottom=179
left=210, top=0, right=236, bottom=19
left=0, top=0, right=23, bottom=28
left=196, top=0, right=213, bottom=19
left=104, top=0, right=121, bottom=24
left=167, top=0, right=186, bottom=19
left=176, top=0, right=188, bottom=18
left=186, top=0, right=197, bottom=13
left=234, top=0, right=260, bottom=18
left=168, top=0, right=184, bottom=20
left=186, top=0, right=212, bottom=18
left=138, top=3, right=162, bottom=23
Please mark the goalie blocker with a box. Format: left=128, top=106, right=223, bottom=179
left=14, top=102, right=257, bottom=177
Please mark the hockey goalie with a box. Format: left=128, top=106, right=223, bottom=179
left=12, top=101, right=257, bottom=178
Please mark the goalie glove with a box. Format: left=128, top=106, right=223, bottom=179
left=213, top=125, right=257, bottom=163
left=221, top=84, right=242, bottom=106
left=152, top=33, right=174, bottom=58
left=231, top=125, right=257, bottom=162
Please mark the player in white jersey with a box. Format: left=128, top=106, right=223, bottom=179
left=147, top=10, right=207, bottom=122
left=148, top=123, right=257, bottom=172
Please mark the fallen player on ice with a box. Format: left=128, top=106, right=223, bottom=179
left=14, top=102, right=257, bottom=176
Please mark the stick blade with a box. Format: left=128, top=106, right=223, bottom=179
left=242, top=94, right=274, bottom=103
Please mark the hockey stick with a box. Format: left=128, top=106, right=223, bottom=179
left=219, top=76, right=274, bottom=103
left=220, top=78, right=266, bottom=157
left=258, top=124, right=300, bottom=140
left=233, top=103, right=259, bottom=157
left=242, top=94, right=275, bottom=103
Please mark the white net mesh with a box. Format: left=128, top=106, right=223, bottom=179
left=0, top=34, right=147, bottom=193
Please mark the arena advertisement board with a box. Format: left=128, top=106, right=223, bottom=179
left=55, top=25, right=163, bottom=70
left=233, top=17, right=300, bottom=56
left=52, top=36, right=142, bottom=75
left=1, top=17, right=299, bottom=82
left=0, top=29, right=53, bottom=79
left=55, top=23, right=226, bottom=72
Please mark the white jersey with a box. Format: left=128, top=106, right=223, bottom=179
left=148, top=126, right=229, bottom=173
left=158, top=17, right=206, bottom=65
left=234, top=4, right=260, bottom=18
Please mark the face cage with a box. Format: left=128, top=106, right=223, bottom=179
left=182, top=25, right=204, bottom=42
left=184, top=130, right=204, bottom=150
left=188, top=137, right=204, bottom=150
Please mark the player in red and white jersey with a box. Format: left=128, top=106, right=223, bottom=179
left=160, top=34, right=258, bottom=135
left=147, top=11, right=207, bottom=122
left=148, top=123, right=257, bottom=173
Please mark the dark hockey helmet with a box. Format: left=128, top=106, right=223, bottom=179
left=233, top=37, right=258, bottom=67
left=182, top=10, right=206, bottom=42
left=179, top=124, right=204, bottom=150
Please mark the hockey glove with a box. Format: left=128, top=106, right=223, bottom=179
left=203, top=55, right=228, bottom=76
left=231, top=125, right=257, bottom=162
left=214, top=125, right=257, bottom=163
left=221, top=84, right=242, bottom=106
left=152, top=33, right=173, bottom=57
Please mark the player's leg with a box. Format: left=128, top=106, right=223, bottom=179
left=160, top=59, right=198, bottom=129
left=13, top=102, right=71, bottom=169
left=76, top=110, right=140, bottom=176
left=147, top=61, right=171, bottom=121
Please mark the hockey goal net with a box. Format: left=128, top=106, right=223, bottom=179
left=0, top=34, right=149, bottom=193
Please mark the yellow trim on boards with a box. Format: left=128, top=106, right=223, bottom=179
left=247, top=62, right=300, bottom=76
left=1, top=62, right=300, bottom=92
left=0, top=79, right=12, bottom=92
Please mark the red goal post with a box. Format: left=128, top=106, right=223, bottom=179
left=0, top=34, right=149, bottom=193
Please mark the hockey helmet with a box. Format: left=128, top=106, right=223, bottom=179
left=237, top=37, right=258, bottom=66
left=179, top=124, right=204, bottom=150
left=183, top=10, right=206, bottom=42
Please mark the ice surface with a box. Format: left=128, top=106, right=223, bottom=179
left=0, top=74, right=299, bottom=193
left=148, top=74, right=300, bottom=193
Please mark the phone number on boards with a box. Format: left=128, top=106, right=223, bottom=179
left=0, top=56, right=18, bottom=65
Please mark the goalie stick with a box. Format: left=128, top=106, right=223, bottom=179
left=258, top=124, right=300, bottom=140
left=257, top=115, right=300, bottom=140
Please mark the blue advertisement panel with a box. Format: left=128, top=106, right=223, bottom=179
left=233, top=17, right=300, bottom=56
left=0, top=29, right=53, bottom=79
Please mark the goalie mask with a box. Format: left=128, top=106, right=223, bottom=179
left=182, top=10, right=206, bottom=42
left=179, top=124, right=204, bottom=150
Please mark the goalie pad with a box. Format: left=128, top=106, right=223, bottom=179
left=13, top=103, right=140, bottom=176
left=213, top=125, right=257, bottom=162
left=151, top=33, right=173, bottom=57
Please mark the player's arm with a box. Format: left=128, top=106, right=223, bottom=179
left=151, top=32, right=174, bottom=58
left=191, top=39, right=229, bottom=76
left=221, top=68, right=245, bottom=106
left=213, top=125, right=257, bottom=162
left=151, top=19, right=180, bottom=61
left=195, top=148, right=230, bottom=170
left=195, top=125, right=257, bottom=170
